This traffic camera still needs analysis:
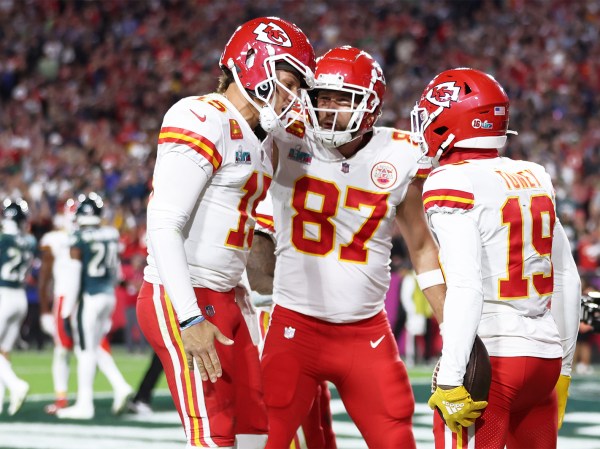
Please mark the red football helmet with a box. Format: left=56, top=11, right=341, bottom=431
left=220, top=17, right=315, bottom=131
left=304, top=46, right=386, bottom=148
left=54, top=197, right=77, bottom=231
left=411, top=68, right=515, bottom=164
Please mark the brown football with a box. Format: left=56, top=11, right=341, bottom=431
left=463, top=335, right=492, bottom=401
left=432, top=335, right=492, bottom=421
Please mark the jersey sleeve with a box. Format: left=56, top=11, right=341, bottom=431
left=422, top=166, right=475, bottom=216
left=146, top=151, right=210, bottom=322
left=551, top=201, right=581, bottom=376
left=158, top=97, right=224, bottom=177
left=415, top=157, right=432, bottom=180
left=430, top=210, right=484, bottom=386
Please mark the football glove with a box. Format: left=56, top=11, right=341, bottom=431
left=428, top=385, right=488, bottom=433
left=555, top=374, right=571, bottom=430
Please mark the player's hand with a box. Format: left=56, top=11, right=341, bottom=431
left=555, top=374, right=571, bottom=429
left=181, top=320, right=233, bottom=383
left=428, top=385, right=488, bottom=433
left=40, top=313, right=55, bottom=337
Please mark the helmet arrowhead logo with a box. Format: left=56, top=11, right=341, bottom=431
left=253, top=22, right=292, bottom=48
left=426, top=82, right=461, bottom=108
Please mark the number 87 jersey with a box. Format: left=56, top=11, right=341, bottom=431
left=271, top=127, right=429, bottom=323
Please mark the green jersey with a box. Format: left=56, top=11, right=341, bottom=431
left=70, top=226, right=120, bottom=295
left=0, top=232, right=36, bottom=289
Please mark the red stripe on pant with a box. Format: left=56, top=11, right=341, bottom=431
left=158, top=284, right=206, bottom=446
left=137, top=282, right=209, bottom=446
left=54, top=296, right=73, bottom=349
left=137, top=280, right=268, bottom=447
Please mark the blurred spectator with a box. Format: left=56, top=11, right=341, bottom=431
left=575, top=283, right=600, bottom=375
left=401, top=270, right=436, bottom=367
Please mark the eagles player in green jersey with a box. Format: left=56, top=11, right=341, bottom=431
left=57, top=193, right=130, bottom=420
left=0, top=199, right=35, bottom=415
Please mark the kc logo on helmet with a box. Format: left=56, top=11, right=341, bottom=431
left=254, top=22, right=292, bottom=47
left=426, top=82, right=460, bottom=108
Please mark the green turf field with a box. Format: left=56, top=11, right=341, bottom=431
left=1, top=348, right=599, bottom=449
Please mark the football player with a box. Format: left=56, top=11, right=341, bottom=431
left=245, top=192, right=337, bottom=449
left=39, top=198, right=132, bottom=415
left=136, top=17, right=315, bottom=449
left=0, top=199, right=35, bottom=415
left=412, top=68, right=581, bottom=448
left=56, top=193, right=131, bottom=420
left=261, top=46, right=446, bottom=448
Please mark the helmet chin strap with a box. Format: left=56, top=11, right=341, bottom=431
left=314, top=110, right=362, bottom=149
left=259, top=106, right=280, bottom=132
left=227, top=59, right=282, bottom=132
left=433, top=133, right=456, bottom=167
left=316, top=130, right=351, bottom=149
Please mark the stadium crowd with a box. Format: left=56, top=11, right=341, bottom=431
left=0, top=0, right=599, bottom=354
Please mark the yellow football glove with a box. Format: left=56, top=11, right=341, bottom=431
left=428, top=386, right=488, bottom=433
left=555, top=375, right=571, bottom=430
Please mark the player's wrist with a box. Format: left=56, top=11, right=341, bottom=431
left=179, top=315, right=206, bottom=330
left=416, top=268, right=445, bottom=290
left=438, top=384, right=461, bottom=390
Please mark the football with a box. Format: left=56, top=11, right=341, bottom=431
left=431, top=335, right=492, bottom=420
left=463, top=335, right=492, bottom=401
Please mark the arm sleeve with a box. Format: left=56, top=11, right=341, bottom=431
left=430, top=212, right=484, bottom=386
left=147, top=151, right=210, bottom=322
left=61, top=258, right=82, bottom=319
left=550, top=219, right=582, bottom=376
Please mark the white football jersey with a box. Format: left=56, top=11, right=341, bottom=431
left=272, top=124, right=429, bottom=323
left=254, top=190, right=275, bottom=236
left=144, top=94, right=272, bottom=291
left=424, top=157, right=564, bottom=358
left=39, top=230, right=72, bottom=297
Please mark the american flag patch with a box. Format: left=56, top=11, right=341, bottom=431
left=494, top=106, right=505, bottom=116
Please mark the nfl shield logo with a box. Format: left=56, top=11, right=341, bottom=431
left=284, top=326, right=296, bottom=339
left=205, top=305, right=216, bottom=317
left=341, top=162, right=350, bottom=173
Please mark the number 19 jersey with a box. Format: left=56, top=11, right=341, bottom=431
left=423, top=157, right=563, bottom=358
left=272, top=127, right=429, bottom=323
